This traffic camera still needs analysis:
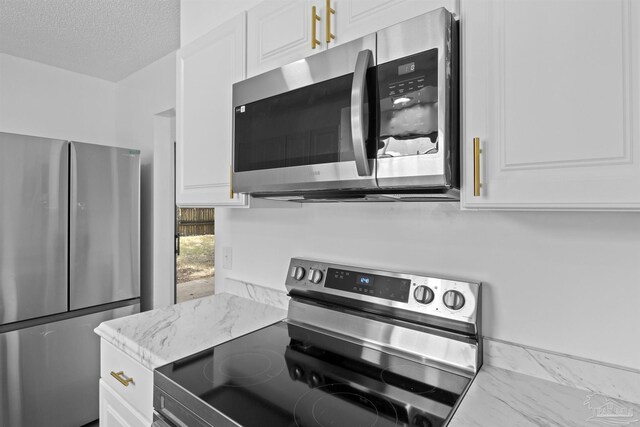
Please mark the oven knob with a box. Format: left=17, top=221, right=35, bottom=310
left=308, top=372, right=322, bottom=388
left=443, top=290, right=465, bottom=310
left=290, top=266, right=306, bottom=281
left=411, top=415, right=432, bottom=427
left=308, top=268, right=323, bottom=284
left=413, top=285, right=434, bottom=304
left=290, top=366, right=304, bottom=381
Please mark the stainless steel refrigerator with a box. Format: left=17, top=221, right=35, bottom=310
left=0, top=132, right=141, bottom=427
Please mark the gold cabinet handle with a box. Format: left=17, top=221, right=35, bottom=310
left=326, top=0, right=335, bottom=44
left=473, top=137, right=482, bottom=196
left=311, top=6, right=321, bottom=49
left=230, top=166, right=234, bottom=199
left=110, top=371, right=134, bottom=387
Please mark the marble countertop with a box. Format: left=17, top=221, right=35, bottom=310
left=95, top=288, right=639, bottom=426
left=450, top=365, right=640, bottom=427
left=94, top=293, right=287, bottom=370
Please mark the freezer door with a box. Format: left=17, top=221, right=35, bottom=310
left=0, top=132, right=68, bottom=325
left=70, top=142, right=140, bottom=310
left=0, top=303, right=139, bottom=427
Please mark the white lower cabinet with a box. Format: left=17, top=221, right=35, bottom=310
left=99, top=339, right=153, bottom=426
left=99, top=380, right=150, bottom=427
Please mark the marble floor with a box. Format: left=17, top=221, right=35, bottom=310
left=177, top=276, right=215, bottom=302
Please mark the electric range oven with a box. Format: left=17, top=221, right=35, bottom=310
left=153, top=258, right=481, bottom=427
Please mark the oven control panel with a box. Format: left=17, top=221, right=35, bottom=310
left=324, top=267, right=411, bottom=302
left=285, top=258, right=481, bottom=329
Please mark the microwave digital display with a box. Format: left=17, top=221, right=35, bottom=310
left=398, top=62, right=416, bottom=76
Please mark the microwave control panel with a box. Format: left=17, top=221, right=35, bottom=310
left=378, top=49, right=438, bottom=102
left=377, top=48, right=440, bottom=151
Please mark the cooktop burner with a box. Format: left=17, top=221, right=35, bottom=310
left=155, top=322, right=467, bottom=427
left=381, top=364, right=449, bottom=398
left=203, top=349, right=286, bottom=387
left=293, top=384, right=395, bottom=427
left=154, top=257, right=482, bottom=427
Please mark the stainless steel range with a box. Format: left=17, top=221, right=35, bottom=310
left=153, top=258, right=482, bottom=427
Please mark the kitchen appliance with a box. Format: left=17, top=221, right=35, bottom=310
left=154, top=257, right=481, bottom=426
left=232, top=8, right=459, bottom=202
left=0, top=132, right=140, bottom=427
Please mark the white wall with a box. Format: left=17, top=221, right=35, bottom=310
left=116, top=52, right=176, bottom=161
left=152, top=113, right=176, bottom=308
left=116, top=52, right=177, bottom=310
left=0, top=53, right=116, bottom=143
left=0, top=51, right=177, bottom=311
left=216, top=204, right=640, bottom=370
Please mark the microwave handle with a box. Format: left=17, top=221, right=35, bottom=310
left=350, top=49, right=373, bottom=177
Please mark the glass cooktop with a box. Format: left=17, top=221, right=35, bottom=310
left=154, top=321, right=471, bottom=427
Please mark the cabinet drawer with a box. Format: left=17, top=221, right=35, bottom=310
left=99, top=380, right=150, bottom=427
left=100, top=339, right=153, bottom=421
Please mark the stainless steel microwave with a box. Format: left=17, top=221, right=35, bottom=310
left=232, top=8, right=458, bottom=202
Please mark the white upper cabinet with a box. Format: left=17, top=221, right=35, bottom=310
left=462, top=0, right=640, bottom=210
left=333, top=0, right=459, bottom=46
left=176, top=13, right=249, bottom=207
left=247, top=0, right=459, bottom=78
left=247, top=0, right=324, bottom=77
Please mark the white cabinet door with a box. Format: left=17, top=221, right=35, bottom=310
left=99, top=380, right=149, bottom=427
left=176, top=13, right=249, bottom=207
left=247, top=0, right=460, bottom=78
left=100, top=339, right=153, bottom=421
left=333, top=0, right=459, bottom=47
left=247, top=0, right=323, bottom=77
left=461, top=0, right=640, bottom=210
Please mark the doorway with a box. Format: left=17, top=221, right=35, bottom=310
left=175, top=208, right=215, bottom=302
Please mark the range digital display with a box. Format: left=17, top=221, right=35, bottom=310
left=325, top=268, right=409, bottom=303
left=356, top=275, right=374, bottom=286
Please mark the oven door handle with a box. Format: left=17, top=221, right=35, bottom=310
left=350, top=49, right=373, bottom=177
left=158, top=408, right=189, bottom=427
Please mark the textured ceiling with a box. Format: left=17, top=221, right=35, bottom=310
left=0, top=0, right=180, bottom=82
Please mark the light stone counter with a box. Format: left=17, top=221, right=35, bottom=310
left=95, top=285, right=640, bottom=426
left=94, top=293, right=287, bottom=370
left=449, top=337, right=640, bottom=427
left=450, top=365, right=640, bottom=427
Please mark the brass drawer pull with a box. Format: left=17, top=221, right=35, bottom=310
left=326, top=0, right=335, bottom=44
left=473, top=137, right=482, bottom=196
left=311, top=6, right=321, bottom=49
left=110, top=370, right=134, bottom=387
